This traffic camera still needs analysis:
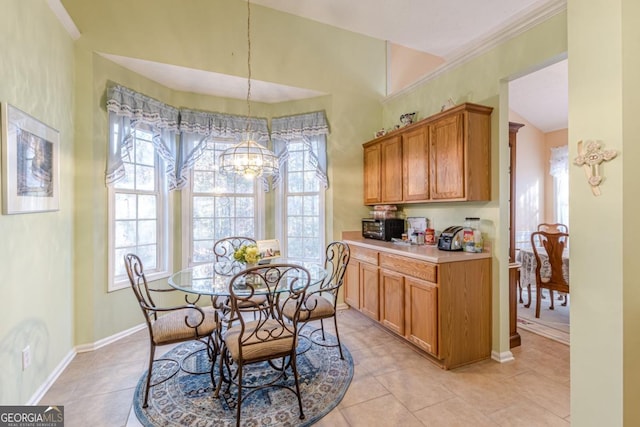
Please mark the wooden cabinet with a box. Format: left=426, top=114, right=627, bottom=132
left=363, top=143, right=381, bottom=204
left=344, top=261, right=361, bottom=309
left=343, top=246, right=379, bottom=320
left=360, top=262, right=380, bottom=321
left=381, top=136, right=403, bottom=203
left=363, top=103, right=493, bottom=205
left=405, top=276, right=438, bottom=355
left=430, top=112, right=465, bottom=199
left=402, top=126, right=430, bottom=201
left=344, top=241, right=491, bottom=369
left=380, top=268, right=405, bottom=335
left=363, top=135, right=403, bottom=204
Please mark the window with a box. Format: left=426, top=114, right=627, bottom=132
left=277, top=141, right=325, bottom=262
left=183, top=138, right=263, bottom=266
left=550, top=145, right=569, bottom=228
left=108, top=126, right=171, bottom=291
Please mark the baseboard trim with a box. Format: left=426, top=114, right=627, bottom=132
left=27, top=349, right=76, bottom=405
left=75, top=323, right=146, bottom=353
left=491, top=350, right=515, bottom=363
left=31, top=322, right=146, bottom=404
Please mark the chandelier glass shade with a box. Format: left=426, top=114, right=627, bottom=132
left=219, top=132, right=279, bottom=178
left=218, top=0, right=279, bottom=179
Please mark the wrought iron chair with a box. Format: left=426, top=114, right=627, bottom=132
left=283, top=241, right=350, bottom=359
left=530, top=231, right=570, bottom=318
left=124, top=253, right=217, bottom=408
left=214, top=264, right=311, bottom=427
left=213, top=236, right=267, bottom=316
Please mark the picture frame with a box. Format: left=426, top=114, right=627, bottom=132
left=1, top=103, right=60, bottom=214
left=256, top=239, right=281, bottom=260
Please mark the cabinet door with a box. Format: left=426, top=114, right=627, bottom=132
left=344, top=260, right=361, bottom=309
left=360, top=262, right=380, bottom=320
left=402, top=126, right=429, bottom=202
left=381, top=136, right=403, bottom=203
left=405, top=276, right=438, bottom=356
left=430, top=113, right=465, bottom=200
left=363, top=142, right=382, bottom=204
left=380, top=269, right=405, bottom=335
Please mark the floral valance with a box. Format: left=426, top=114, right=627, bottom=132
left=271, top=111, right=329, bottom=188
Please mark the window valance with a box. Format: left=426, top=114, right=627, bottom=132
left=271, top=111, right=329, bottom=188
left=105, top=85, right=324, bottom=192
left=106, top=85, right=180, bottom=189
left=177, top=109, right=270, bottom=190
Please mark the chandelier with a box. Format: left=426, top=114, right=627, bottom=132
left=219, top=0, right=279, bottom=179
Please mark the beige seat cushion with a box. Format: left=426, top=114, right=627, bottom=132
left=283, top=294, right=334, bottom=321
left=224, top=319, right=294, bottom=362
left=152, top=306, right=217, bottom=344
left=237, top=294, right=268, bottom=308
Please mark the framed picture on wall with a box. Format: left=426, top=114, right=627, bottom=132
left=1, top=103, right=60, bottom=214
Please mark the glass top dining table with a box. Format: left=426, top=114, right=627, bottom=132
left=168, top=259, right=329, bottom=297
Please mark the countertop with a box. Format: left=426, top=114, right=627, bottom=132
left=342, top=232, right=491, bottom=264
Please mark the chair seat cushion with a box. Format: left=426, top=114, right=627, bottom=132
left=224, top=319, right=294, bottom=362
left=283, top=294, right=334, bottom=321
left=152, top=306, right=217, bottom=344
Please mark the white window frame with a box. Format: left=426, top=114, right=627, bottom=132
left=181, top=138, right=266, bottom=268
left=107, top=127, right=172, bottom=292
left=275, top=143, right=326, bottom=263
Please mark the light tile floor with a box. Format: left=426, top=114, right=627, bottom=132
left=40, top=309, right=570, bottom=426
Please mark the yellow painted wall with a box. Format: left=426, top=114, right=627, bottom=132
left=383, top=11, right=567, bottom=354
left=509, top=110, right=546, bottom=239
left=0, top=1, right=75, bottom=404
left=67, top=0, right=384, bottom=345
left=568, top=0, right=640, bottom=424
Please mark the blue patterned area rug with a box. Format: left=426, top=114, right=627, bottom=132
left=133, top=330, right=353, bottom=426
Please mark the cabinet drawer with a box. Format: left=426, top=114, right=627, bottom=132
left=351, top=246, right=379, bottom=265
left=379, top=253, right=437, bottom=283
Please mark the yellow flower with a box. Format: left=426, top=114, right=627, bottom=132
left=233, top=244, right=261, bottom=264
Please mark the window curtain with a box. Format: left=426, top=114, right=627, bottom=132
left=177, top=108, right=270, bottom=190
left=550, top=145, right=569, bottom=226
left=271, top=111, right=329, bottom=188
left=549, top=145, right=568, bottom=178
left=106, top=85, right=180, bottom=189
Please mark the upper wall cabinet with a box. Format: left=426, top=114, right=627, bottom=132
left=363, top=103, right=493, bottom=205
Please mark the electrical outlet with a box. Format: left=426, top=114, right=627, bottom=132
left=22, top=346, right=31, bottom=370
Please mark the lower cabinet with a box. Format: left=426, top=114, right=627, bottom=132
left=343, top=242, right=491, bottom=369
left=360, top=262, right=380, bottom=321
left=405, top=276, right=438, bottom=355
left=380, top=269, right=405, bottom=335
left=344, top=261, right=361, bottom=309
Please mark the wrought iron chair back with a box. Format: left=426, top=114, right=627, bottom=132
left=215, top=263, right=311, bottom=426
left=292, top=241, right=351, bottom=358
left=124, top=253, right=217, bottom=408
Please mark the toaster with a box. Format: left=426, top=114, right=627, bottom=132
left=438, top=226, right=464, bottom=251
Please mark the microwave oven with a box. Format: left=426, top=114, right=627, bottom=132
left=362, top=218, right=405, bottom=241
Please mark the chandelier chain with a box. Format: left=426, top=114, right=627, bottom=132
left=246, top=0, right=252, bottom=130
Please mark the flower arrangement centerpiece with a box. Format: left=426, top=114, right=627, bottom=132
left=233, top=244, right=261, bottom=266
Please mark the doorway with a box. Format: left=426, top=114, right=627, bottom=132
left=508, top=58, right=569, bottom=346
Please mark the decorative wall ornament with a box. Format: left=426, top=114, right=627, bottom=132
left=573, top=139, right=618, bottom=196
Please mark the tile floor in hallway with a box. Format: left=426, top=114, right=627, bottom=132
left=40, top=308, right=570, bottom=426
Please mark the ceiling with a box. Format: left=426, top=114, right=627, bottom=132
left=53, top=0, right=568, bottom=132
